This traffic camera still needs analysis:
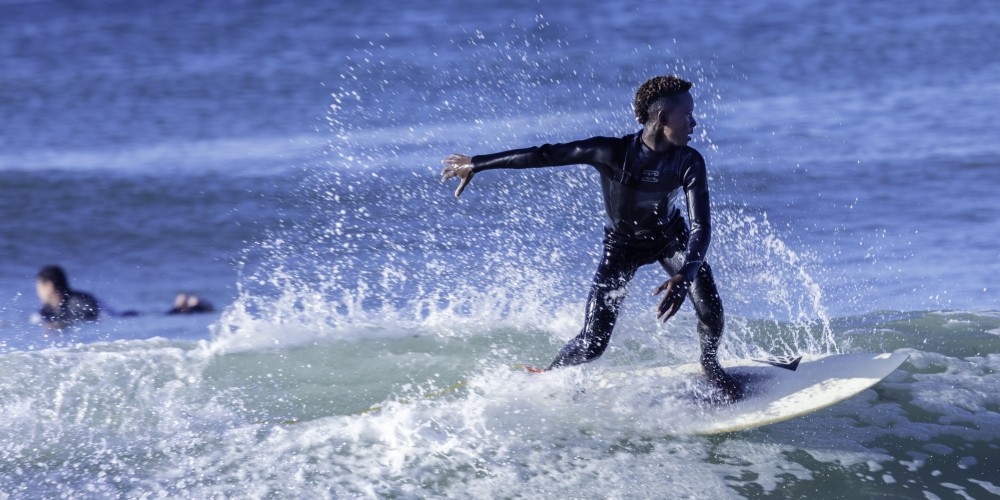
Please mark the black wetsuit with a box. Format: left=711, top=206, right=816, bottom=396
left=39, top=290, right=101, bottom=326
left=472, top=132, right=725, bottom=369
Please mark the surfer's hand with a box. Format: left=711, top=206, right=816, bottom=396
left=441, top=154, right=475, bottom=197
left=654, top=274, right=689, bottom=322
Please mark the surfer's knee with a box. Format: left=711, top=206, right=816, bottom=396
left=690, top=276, right=724, bottom=332
left=696, top=301, right=724, bottom=335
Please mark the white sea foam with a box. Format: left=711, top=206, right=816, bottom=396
left=4, top=310, right=1000, bottom=497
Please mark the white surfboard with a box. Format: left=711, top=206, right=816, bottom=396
left=595, top=352, right=909, bottom=435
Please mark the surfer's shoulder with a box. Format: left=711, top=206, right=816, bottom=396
left=569, top=134, right=631, bottom=148
left=680, top=145, right=705, bottom=162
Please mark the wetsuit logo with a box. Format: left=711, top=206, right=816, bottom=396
left=641, top=170, right=659, bottom=183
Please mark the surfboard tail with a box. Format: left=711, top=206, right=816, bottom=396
left=752, top=355, right=803, bottom=371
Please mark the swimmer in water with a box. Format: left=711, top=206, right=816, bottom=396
left=441, top=75, right=742, bottom=401
left=35, top=265, right=101, bottom=329
left=166, top=293, right=215, bottom=315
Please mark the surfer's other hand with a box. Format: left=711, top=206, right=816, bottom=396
left=440, top=154, right=474, bottom=197
left=654, top=274, right=689, bottom=322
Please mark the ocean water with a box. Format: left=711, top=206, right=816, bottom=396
left=2, top=0, right=1000, bottom=497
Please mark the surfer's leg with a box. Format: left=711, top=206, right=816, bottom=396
left=688, top=263, right=725, bottom=367
left=548, top=246, right=637, bottom=369
left=657, top=255, right=724, bottom=360
left=689, top=263, right=743, bottom=400
left=659, top=256, right=742, bottom=401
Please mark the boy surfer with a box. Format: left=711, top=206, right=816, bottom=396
left=441, top=75, right=742, bottom=401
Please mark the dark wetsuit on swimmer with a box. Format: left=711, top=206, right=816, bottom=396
left=471, top=132, right=726, bottom=371
left=39, top=290, right=100, bottom=326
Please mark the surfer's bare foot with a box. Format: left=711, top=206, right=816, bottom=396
left=702, top=360, right=743, bottom=403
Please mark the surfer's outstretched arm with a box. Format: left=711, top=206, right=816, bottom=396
left=440, top=138, right=621, bottom=198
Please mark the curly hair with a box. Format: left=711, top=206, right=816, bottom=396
left=634, top=75, right=693, bottom=124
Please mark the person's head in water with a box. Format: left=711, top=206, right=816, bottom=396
left=34, top=265, right=102, bottom=326
left=167, top=292, right=215, bottom=315
left=36, top=265, right=70, bottom=307
left=634, top=75, right=697, bottom=148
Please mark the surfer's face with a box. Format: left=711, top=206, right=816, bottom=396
left=661, top=91, right=696, bottom=147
